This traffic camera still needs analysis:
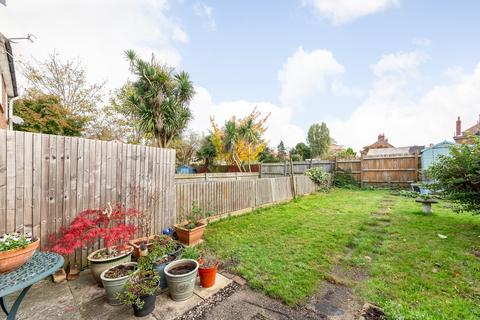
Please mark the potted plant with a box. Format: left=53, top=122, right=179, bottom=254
left=198, top=250, right=219, bottom=288
left=174, top=203, right=213, bottom=246
left=100, top=262, right=139, bottom=305
left=164, top=259, right=199, bottom=301
left=0, top=232, right=39, bottom=274
left=49, top=204, right=140, bottom=284
left=117, top=270, right=160, bottom=317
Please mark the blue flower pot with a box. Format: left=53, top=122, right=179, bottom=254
left=153, top=255, right=177, bottom=289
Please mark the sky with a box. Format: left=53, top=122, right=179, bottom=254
left=1, top=0, right=479, bottom=151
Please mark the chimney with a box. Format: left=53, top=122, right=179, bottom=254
left=378, top=134, right=385, bottom=142
left=456, top=116, right=462, bottom=136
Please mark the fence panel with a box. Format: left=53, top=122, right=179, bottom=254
left=0, top=129, right=176, bottom=267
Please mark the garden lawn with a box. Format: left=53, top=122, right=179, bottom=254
left=205, top=189, right=480, bottom=320
left=346, top=195, right=480, bottom=320
left=204, top=188, right=386, bottom=305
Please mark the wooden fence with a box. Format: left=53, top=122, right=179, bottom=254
left=175, top=172, right=259, bottom=183
left=0, top=130, right=176, bottom=267
left=262, top=156, right=420, bottom=187
left=261, top=160, right=333, bottom=176
left=175, top=175, right=318, bottom=218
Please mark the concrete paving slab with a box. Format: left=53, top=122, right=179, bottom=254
left=4, top=279, right=82, bottom=320
left=201, top=287, right=314, bottom=320
left=68, top=269, right=105, bottom=306
left=152, top=292, right=203, bottom=320
left=194, top=273, right=232, bottom=299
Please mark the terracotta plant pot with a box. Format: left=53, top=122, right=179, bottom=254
left=129, top=235, right=161, bottom=260
left=198, top=261, right=218, bottom=288
left=0, top=238, right=40, bottom=274
left=174, top=222, right=206, bottom=246
left=87, top=245, right=133, bottom=284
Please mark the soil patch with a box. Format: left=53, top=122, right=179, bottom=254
left=103, top=264, right=136, bottom=279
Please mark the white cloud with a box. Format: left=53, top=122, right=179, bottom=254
left=302, top=0, right=399, bottom=24
left=329, top=51, right=480, bottom=152
left=0, top=0, right=188, bottom=92
left=189, top=87, right=304, bottom=148
left=193, top=2, right=216, bottom=31
left=278, top=47, right=344, bottom=106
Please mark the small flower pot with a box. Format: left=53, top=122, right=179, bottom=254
left=132, top=294, right=156, bottom=317
left=174, top=222, right=206, bottom=246
left=153, top=255, right=177, bottom=289
left=164, top=259, right=199, bottom=301
left=88, top=246, right=133, bottom=284
left=198, top=261, right=218, bottom=288
left=100, top=262, right=139, bottom=306
left=0, top=238, right=39, bottom=274
left=129, top=235, right=161, bottom=260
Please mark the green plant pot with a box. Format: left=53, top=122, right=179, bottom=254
left=100, top=262, right=139, bottom=305
left=164, top=259, right=199, bottom=301
left=88, top=246, right=133, bottom=285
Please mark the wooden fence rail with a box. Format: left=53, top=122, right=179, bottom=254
left=0, top=130, right=176, bottom=267
left=262, top=156, right=420, bottom=187
left=175, top=175, right=318, bottom=218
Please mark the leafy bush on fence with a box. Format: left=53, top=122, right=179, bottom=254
left=333, top=169, right=359, bottom=189
left=305, top=168, right=331, bottom=192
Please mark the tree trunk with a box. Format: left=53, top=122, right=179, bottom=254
left=247, top=144, right=252, bottom=172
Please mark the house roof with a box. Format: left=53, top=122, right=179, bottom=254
left=0, top=33, right=18, bottom=97
left=421, top=141, right=456, bottom=153
left=463, top=122, right=480, bottom=135
left=366, top=145, right=424, bottom=158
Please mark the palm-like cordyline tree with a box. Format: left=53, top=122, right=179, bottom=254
left=239, top=117, right=260, bottom=172
left=125, top=50, right=195, bottom=148
left=223, top=119, right=244, bottom=172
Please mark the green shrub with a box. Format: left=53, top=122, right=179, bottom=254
left=333, top=170, right=359, bottom=188
left=305, top=168, right=331, bottom=192
left=428, top=136, right=480, bottom=214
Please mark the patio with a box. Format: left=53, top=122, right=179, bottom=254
left=4, top=270, right=235, bottom=320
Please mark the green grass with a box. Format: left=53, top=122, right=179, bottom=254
left=347, top=196, right=480, bottom=320
left=204, top=189, right=480, bottom=319
left=204, top=188, right=386, bottom=305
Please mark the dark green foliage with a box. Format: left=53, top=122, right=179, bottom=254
left=197, top=135, right=217, bottom=168
left=125, top=50, right=195, bottom=148
left=292, top=142, right=312, bottom=160
left=333, top=169, right=359, bottom=188
left=277, top=141, right=287, bottom=161
left=116, top=270, right=160, bottom=309
left=428, top=136, right=480, bottom=214
left=13, top=94, right=83, bottom=136
left=258, top=147, right=279, bottom=163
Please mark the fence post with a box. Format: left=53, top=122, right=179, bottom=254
left=414, top=150, right=419, bottom=182
left=259, top=163, right=262, bottom=179
left=289, top=156, right=297, bottom=198
left=360, top=155, right=364, bottom=188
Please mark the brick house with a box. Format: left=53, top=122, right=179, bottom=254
left=361, top=133, right=394, bottom=156
left=0, top=33, right=18, bottom=129
left=453, top=115, right=480, bottom=145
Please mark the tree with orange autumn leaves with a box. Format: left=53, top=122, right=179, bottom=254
left=210, top=108, right=269, bottom=172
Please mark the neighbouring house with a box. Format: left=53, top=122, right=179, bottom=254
left=361, top=133, right=394, bottom=156
left=365, top=145, right=424, bottom=158
left=453, top=115, right=480, bottom=144
left=0, top=33, right=18, bottom=129
left=329, top=143, right=346, bottom=154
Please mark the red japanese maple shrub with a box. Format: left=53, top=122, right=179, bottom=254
left=49, top=204, right=140, bottom=256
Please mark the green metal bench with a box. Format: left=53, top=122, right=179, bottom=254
left=0, top=252, right=64, bottom=320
